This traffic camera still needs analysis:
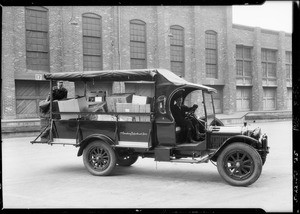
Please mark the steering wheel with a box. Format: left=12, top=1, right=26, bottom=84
left=185, top=110, right=194, bottom=119
left=184, top=104, right=197, bottom=118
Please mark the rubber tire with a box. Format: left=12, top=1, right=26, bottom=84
left=83, top=141, right=116, bottom=176
left=217, top=143, right=262, bottom=187
left=117, top=154, right=139, bottom=167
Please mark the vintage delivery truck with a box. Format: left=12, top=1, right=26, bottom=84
left=31, top=68, right=269, bottom=186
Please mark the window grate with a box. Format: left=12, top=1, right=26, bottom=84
left=25, top=7, right=49, bottom=71
left=205, top=31, right=217, bottom=78
left=83, top=13, right=102, bottom=71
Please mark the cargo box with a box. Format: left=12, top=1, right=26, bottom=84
left=106, top=93, right=133, bottom=112
left=132, top=95, right=151, bottom=105
left=58, top=97, right=88, bottom=120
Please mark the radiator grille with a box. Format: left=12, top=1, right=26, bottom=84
left=209, top=135, right=230, bottom=149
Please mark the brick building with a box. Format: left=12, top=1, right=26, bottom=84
left=1, top=6, right=292, bottom=131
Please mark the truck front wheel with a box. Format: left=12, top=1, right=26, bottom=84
left=83, top=141, right=116, bottom=176
left=217, top=143, right=262, bottom=186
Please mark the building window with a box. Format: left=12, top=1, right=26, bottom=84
left=205, top=30, right=218, bottom=78
left=16, top=80, right=49, bottom=118
left=170, top=25, right=184, bottom=77
left=83, top=13, right=102, bottom=71
left=285, top=51, right=292, bottom=82
left=263, top=87, right=276, bottom=110
left=130, top=19, right=146, bottom=69
left=262, top=49, right=277, bottom=79
left=25, top=6, right=49, bottom=71
left=236, top=46, right=252, bottom=77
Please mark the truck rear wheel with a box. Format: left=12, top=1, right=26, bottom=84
left=217, top=143, right=262, bottom=186
left=83, top=141, right=116, bottom=176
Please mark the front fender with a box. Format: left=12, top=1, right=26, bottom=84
left=77, top=134, right=115, bottom=157
left=210, top=135, right=259, bottom=162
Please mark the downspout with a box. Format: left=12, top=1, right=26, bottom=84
left=118, top=6, right=121, bottom=70
left=49, top=80, right=53, bottom=142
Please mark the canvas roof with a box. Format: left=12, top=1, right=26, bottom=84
left=44, top=69, right=216, bottom=93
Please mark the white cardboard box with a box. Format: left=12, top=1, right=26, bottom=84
left=58, top=97, right=87, bottom=120
left=132, top=95, right=151, bottom=105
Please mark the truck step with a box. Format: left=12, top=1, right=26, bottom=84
left=176, top=141, right=204, bottom=147
left=169, top=154, right=210, bottom=164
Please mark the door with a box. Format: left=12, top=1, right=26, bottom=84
left=236, top=87, right=251, bottom=111
left=263, top=87, right=276, bottom=110
left=16, top=80, right=49, bottom=118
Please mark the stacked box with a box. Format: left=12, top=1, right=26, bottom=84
left=106, top=93, right=132, bottom=112
left=116, top=103, right=135, bottom=121
left=88, top=102, right=107, bottom=112
left=58, top=97, right=88, bottom=120
left=132, top=95, right=151, bottom=105
left=139, top=104, right=151, bottom=122
left=115, top=102, right=151, bottom=122
left=97, top=114, right=116, bottom=121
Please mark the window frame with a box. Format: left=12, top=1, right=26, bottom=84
left=82, top=13, right=103, bottom=71
left=170, top=25, right=185, bottom=77
left=261, top=48, right=277, bottom=79
left=25, top=6, right=50, bottom=71
left=236, top=45, right=253, bottom=77
left=285, top=51, right=292, bottom=81
left=130, top=19, right=147, bottom=69
left=205, top=30, right=218, bottom=79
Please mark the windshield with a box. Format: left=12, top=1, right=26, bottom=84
left=182, top=90, right=215, bottom=125
left=183, top=90, right=205, bottom=119
left=203, top=91, right=215, bottom=125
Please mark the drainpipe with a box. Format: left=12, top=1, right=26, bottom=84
left=118, top=6, right=121, bottom=70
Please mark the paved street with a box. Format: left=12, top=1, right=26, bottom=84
left=2, top=120, right=293, bottom=212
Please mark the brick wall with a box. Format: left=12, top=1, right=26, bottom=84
left=1, top=6, right=292, bottom=121
left=232, top=24, right=292, bottom=112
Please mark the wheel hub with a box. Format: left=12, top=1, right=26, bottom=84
left=235, top=161, right=241, bottom=167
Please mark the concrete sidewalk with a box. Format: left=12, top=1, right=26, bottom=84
left=216, top=110, right=292, bottom=125
left=216, top=111, right=248, bottom=125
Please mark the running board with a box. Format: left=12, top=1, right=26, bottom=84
left=30, top=138, right=78, bottom=146
left=176, top=141, right=204, bottom=147
left=169, top=154, right=210, bottom=164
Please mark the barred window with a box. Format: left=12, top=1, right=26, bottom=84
left=205, top=31, right=217, bottom=78
left=262, top=49, right=277, bottom=78
left=25, top=6, right=49, bottom=71
left=285, top=51, right=292, bottom=80
left=170, top=25, right=184, bottom=76
left=130, top=20, right=146, bottom=69
left=236, top=46, right=252, bottom=77
left=83, top=13, right=102, bottom=71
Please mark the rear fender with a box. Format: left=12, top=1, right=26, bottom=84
left=210, top=135, right=259, bottom=162
left=77, top=134, right=115, bottom=157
